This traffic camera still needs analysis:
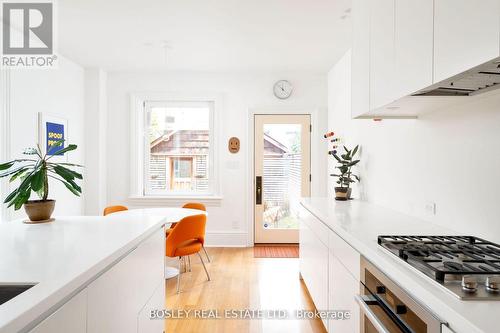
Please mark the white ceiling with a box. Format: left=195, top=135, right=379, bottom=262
left=58, top=0, right=352, bottom=72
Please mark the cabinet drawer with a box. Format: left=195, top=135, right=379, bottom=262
left=138, top=281, right=166, bottom=333
left=87, top=228, right=165, bottom=333
left=29, top=289, right=87, bottom=333
left=328, top=256, right=360, bottom=333
left=329, top=231, right=360, bottom=281
left=299, top=205, right=329, bottom=246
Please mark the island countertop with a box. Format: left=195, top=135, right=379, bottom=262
left=0, top=208, right=202, bottom=333
left=301, top=197, right=498, bottom=333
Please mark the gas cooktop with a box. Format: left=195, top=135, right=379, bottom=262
left=378, top=235, right=500, bottom=300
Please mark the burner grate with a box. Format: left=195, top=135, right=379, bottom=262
left=378, top=235, right=500, bottom=281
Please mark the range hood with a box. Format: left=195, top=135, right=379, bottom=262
left=412, top=57, right=500, bottom=97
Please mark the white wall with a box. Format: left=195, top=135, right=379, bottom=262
left=329, top=50, right=500, bottom=243
left=84, top=69, right=108, bottom=215
left=106, top=71, right=327, bottom=246
left=1, top=56, right=85, bottom=220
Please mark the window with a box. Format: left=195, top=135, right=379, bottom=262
left=144, top=101, right=214, bottom=195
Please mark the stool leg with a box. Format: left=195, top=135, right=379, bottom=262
left=197, top=252, right=211, bottom=281
left=187, top=255, right=191, bottom=272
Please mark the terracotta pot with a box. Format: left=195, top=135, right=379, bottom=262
left=24, top=200, right=55, bottom=222
left=335, top=187, right=352, bottom=201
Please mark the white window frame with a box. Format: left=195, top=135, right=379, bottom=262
left=129, top=92, right=221, bottom=203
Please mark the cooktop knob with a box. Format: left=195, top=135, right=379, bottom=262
left=486, top=276, right=500, bottom=292
left=461, top=275, right=478, bottom=293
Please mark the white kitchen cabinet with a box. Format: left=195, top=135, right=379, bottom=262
left=351, top=0, right=370, bottom=118
left=394, top=0, right=434, bottom=97
left=369, top=0, right=396, bottom=110
left=434, top=0, right=500, bottom=83
left=299, top=210, right=329, bottom=330
left=138, top=281, right=166, bottom=333
left=329, top=230, right=360, bottom=282
left=87, top=228, right=165, bottom=333
left=28, top=289, right=87, bottom=333
left=328, top=256, right=360, bottom=333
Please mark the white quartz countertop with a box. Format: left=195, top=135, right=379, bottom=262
left=0, top=208, right=204, bottom=333
left=301, top=197, right=496, bottom=333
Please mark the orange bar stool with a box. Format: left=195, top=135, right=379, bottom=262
left=166, top=214, right=210, bottom=293
left=103, top=205, right=128, bottom=216
left=166, top=202, right=211, bottom=263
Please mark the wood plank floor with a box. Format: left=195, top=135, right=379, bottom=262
left=165, top=247, right=327, bottom=333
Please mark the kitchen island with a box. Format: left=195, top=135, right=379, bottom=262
left=0, top=208, right=202, bottom=333
left=300, top=197, right=499, bottom=333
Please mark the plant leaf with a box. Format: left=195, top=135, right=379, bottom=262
left=0, top=165, right=33, bottom=178
left=53, top=165, right=83, bottom=180
left=9, top=167, right=29, bottom=182
left=66, top=178, right=82, bottom=193
left=3, top=188, right=18, bottom=204
left=48, top=144, right=77, bottom=157
left=0, top=161, right=14, bottom=171
left=352, top=145, right=359, bottom=156
left=332, top=154, right=342, bottom=163
left=30, top=168, right=45, bottom=192
left=345, top=160, right=360, bottom=167
left=61, top=180, right=81, bottom=196
left=14, top=188, right=31, bottom=210
left=48, top=162, right=83, bottom=168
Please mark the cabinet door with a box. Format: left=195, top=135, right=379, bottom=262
left=434, top=0, right=500, bottom=83
left=351, top=0, right=370, bottom=118
left=29, top=290, right=87, bottom=333
left=394, top=0, right=433, bottom=97
left=369, top=0, right=396, bottom=110
left=87, top=228, right=165, bottom=333
left=329, top=256, right=360, bottom=333
left=138, top=281, right=166, bottom=333
left=299, top=218, right=329, bottom=330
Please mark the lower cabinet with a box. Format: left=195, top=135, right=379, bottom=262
left=87, top=228, right=165, bottom=333
left=329, top=256, right=360, bottom=333
left=138, top=281, right=166, bottom=333
left=299, top=216, right=329, bottom=330
left=299, top=205, right=361, bottom=333
left=29, top=289, right=87, bottom=333
left=29, top=227, right=165, bottom=333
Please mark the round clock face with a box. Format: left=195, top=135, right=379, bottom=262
left=273, top=80, right=293, bottom=99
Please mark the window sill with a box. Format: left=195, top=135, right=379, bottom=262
left=127, top=195, right=223, bottom=207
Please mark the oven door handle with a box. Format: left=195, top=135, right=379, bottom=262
left=355, top=295, right=391, bottom=333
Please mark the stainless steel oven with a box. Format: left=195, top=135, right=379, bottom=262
left=358, top=257, right=445, bottom=333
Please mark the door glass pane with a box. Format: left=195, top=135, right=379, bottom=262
left=262, top=124, right=302, bottom=230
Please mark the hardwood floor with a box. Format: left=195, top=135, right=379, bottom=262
left=165, top=247, right=327, bottom=333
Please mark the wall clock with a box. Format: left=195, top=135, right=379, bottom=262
left=273, top=80, right=293, bottom=99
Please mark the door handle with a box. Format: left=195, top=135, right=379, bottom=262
left=355, top=295, right=391, bottom=333
left=256, top=176, right=262, bottom=205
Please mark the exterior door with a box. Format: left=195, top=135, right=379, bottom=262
left=254, top=114, right=311, bottom=244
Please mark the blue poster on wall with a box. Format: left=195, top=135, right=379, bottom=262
left=46, top=122, right=65, bottom=155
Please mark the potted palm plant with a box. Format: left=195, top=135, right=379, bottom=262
left=330, top=145, right=360, bottom=200
left=0, top=144, right=83, bottom=223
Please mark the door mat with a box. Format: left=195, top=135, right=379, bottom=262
left=253, top=245, right=299, bottom=258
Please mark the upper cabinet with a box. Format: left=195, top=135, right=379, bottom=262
left=351, top=0, right=500, bottom=119
left=369, top=0, right=396, bottom=110
left=394, top=0, right=434, bottom=98
left=351, top=0, right=370, bottom=119
left=434, top=0, right=500, bottom=83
